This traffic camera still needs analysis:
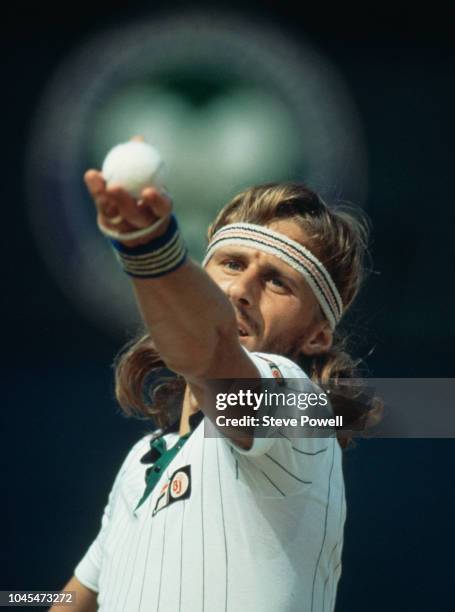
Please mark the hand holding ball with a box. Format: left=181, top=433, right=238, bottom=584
left=90, top=140, right=171, bottom=244
left=101, top=140, right=163, bottom=199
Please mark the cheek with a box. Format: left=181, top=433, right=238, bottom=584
left=262, top=297, right=303, bottom=334
left=205, top=266, right=227, bottom=290
left=213, top=277, right=231, bottom=293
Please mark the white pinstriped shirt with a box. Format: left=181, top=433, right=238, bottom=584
left=75, top=352, right=346, bottom=611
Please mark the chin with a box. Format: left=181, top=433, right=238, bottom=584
left=239, top=335, right=261, bottom=352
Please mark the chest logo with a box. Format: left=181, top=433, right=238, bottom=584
left=152, top=465, right=191, bottom=516
left=170, top=469, right=190, bottom=499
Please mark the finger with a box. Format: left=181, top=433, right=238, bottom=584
left=86, top=184, right=121, bottom=221
left=84, top=170, right=118, bottom=217
left=84, top=169, right=120, bottom=218
left=131, top=135, right=145, bottom=142
left=140, top=187, right=173, bottom=218
left=107, top=184, right=158, bottom=228
left=97, top=212, right=136, bottom=236
left=84, top=169, right=105, bottom=198
left=99, top=198, right=122, bottom=220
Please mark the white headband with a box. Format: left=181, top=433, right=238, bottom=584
left=203, top=223, right=343, bottom=329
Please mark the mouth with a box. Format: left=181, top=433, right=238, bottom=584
left=237, top=318, right=253, bottom=338
left=238, top=324, right=249, bottom=337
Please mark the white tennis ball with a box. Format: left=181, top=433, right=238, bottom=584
left=101, top=141, right=163, bottom=199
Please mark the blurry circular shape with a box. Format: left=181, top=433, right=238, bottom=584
left=26, top=12, right=368, bottom=339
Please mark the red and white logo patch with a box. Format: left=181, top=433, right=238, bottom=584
left=170, top=470, right=190, bottom=499
left=152, top=465, right=191, bottom=516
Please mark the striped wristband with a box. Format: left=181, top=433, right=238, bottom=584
left=110, top=215, right=188, bottom=278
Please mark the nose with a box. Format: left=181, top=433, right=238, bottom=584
left=226, top=268, right=260, bottom=308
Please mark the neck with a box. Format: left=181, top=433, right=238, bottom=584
left=179, top=385, right=200, bottom=436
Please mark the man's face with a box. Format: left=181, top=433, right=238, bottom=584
left=205, top=219, right=326, bottom=359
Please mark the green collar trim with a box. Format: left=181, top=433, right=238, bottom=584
left=134, top=433, right=190, bottom=512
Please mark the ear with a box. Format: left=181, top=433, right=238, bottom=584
left=300, top=319, right=333, bottom=356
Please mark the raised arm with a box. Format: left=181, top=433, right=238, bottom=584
left=85, top=170, right=258, bottom=384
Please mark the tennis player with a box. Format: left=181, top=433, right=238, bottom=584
left=53, top=175, right=377, bottom=611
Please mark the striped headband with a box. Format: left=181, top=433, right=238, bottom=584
left=202, top=223, right=343, bottom=329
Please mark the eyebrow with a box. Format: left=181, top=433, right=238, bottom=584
left=212, top=248, right=299, bottom=290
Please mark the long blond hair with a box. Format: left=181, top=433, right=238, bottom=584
left=114, top=183, right=382, bottom=445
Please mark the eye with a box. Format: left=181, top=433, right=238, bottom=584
left=266, top=275, right=290, bottom=293
left=222, top=259, right=243, bottom=271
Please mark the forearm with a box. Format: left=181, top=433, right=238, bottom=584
left=131, top=257, right=238, bottom=378
left=83, top=171, right=252, bottom=380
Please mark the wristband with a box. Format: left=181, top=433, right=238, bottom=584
left=110, top=215, right=188, bottom=278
